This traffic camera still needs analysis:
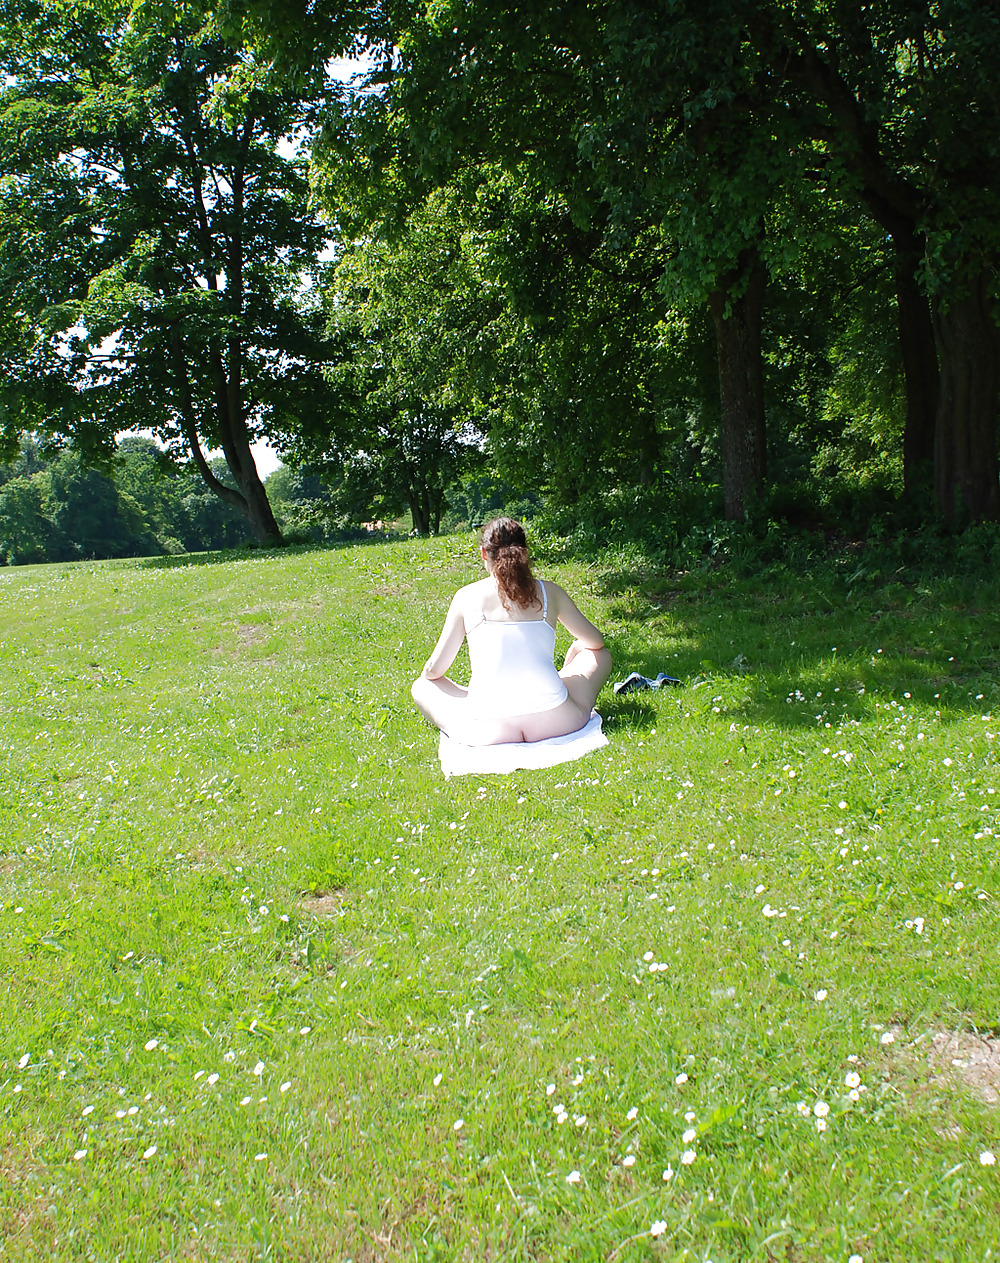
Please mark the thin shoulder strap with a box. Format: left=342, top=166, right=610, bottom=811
left=538, top=579, right=547, bottom=618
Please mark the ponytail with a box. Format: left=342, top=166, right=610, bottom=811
left=481, top=517, right=540, bottom=610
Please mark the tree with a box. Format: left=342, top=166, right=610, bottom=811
left=0, top=473, right=57, bottom=564
left=464, top=179, right=684, bottom=502
left=263, top=462, right=340, bottom=540
left=750, top=0, right=1000, bottom=519
left=174, top=459, right=255, bottom=550
left=0, top=432, right=261, bottom=562
left=293, top=191, right=491, bottom=534
left=0, top=0, right=340, bottom=544
left=113, top=436, right=185, bottom=552
left=44, top=449, right=160, bottom=559
left=322, top=0, right=1000, bottom=523
left=0, top=433, right=47, bottom=485
left=319, top=0, right=835, bottom=519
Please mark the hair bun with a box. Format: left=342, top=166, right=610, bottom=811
left=480, top=517, right=538, bottom=610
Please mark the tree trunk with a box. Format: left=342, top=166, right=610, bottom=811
left=178, top=127, right=282, bottom=550
left=207, top=343, right=284, bottom=547
left=634, top=409, right=659, bottom=486
left=171, top=333, right=283, bottom=547
left=767, top=32, right=940, bottom=505
left=236, top=465, right=284, bottom=546
left=933, top=273, right=1000, bottom=522
left=431, top=487, right=442, bottom=535
left=408, top=489, right=428, bottom=534
left=708, top=247, right=767, bottom=521
left=893, top=233, right=938, bottom=496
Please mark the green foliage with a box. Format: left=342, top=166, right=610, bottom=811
left=172, top=460, right=255, bottom=552
left=762, top=213, right=906, bottom=498
left=0, top=0, right=341, bottom=542
left=3, top=0, right=998, bottom=549
left=533, top=478, right=721, bottom=563
left=439, top=469, right=541, bottom=532
left=0, top=435, right=254, bottom=564
left=0, top=473, right=58, bottom=564
left=44, top=451, right=158, bottom=561
left=293, top=189, right=498, bottom=533
left=262, top=462, right=364, bottom=544
left=314, top=0, right=1000, bottom=524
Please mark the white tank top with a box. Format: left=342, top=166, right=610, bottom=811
left=465, top=581, right=569, bottom=719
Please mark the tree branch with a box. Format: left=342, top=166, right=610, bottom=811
left=767, top=23, right=925, bottom=234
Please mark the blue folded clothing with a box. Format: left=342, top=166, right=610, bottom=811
left=612, top=671, right=682, bottom=695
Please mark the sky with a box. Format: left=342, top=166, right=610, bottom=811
left=249, top=437, right=283, bottom=478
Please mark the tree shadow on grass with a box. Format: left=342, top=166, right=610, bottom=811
left=598, top=695, right=658, bottom=734
left=596, top=553, right=1000, bottom=729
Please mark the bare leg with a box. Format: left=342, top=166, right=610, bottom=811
left=412, top=649, right=612, bottom=748
left=411, top=675, right=468, bottom=734
left=561, top=639, right=585, bottom=672
left=412, top=675, right=520, bottom=745
left=559, top=645, right=613, bottom=715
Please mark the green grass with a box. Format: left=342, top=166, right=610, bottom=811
left=1, top=533, right=999, bottom=1262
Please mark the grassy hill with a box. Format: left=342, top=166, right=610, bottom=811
left=2, top=534, right=999, bottom=1260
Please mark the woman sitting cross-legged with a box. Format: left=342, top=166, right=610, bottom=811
left=411, top=517, right=612, bottom=747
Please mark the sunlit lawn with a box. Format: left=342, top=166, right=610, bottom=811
left=1, top=532, right=999, bottom=1261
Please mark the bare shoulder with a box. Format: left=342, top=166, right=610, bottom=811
left=542, top=578, right=603, bottom=641
left=457, top=576, right=492, bottom=600
left=539, top=578, right=574, bottom=607
left=451, top=577, right=491, bottom=616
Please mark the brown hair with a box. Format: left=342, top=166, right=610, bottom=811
left=481, top=517, right=540, bottom=610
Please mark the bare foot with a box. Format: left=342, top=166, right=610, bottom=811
left=562, top=640, right=584, bottom=671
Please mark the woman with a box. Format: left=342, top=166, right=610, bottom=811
left=411, top=517, right=612, bottom=746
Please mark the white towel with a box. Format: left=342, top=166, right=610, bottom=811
left=438, top=711, right=608, bottom=778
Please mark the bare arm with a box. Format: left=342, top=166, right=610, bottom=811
left=548, top=583, right=605, bottom=649
left=420, top=593, right=468, bottom=679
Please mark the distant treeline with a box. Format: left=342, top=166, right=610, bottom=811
left=0, top=435, right=537, bottom=565
left=0, top=436, right=306, bottom=565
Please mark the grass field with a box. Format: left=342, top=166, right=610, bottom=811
left=1, top=531, right=999, bottom=1262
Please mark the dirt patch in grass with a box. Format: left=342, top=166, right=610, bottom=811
left=235, top=623, right=270, bottom=646
left=241, top=598, right=324, bottom=618
left=297, top=891, right=348, bottom=918
left=291, top=891, right=355, bottom=973
left=209, top=622, right=277, bottom=654
left=0, top=1136, right=54, bottom=1246
left=893, top=1026, right=1000, bottom=1108
left=924, top=1030, right=1000, bottom=1105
